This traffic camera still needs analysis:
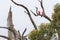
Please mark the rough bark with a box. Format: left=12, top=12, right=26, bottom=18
left=7, top=7, right=14, bottom=40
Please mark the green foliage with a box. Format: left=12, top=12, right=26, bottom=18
left=29, top=23, right=55, bottom=40
left=54, top=3, right=60, bottom=13
left=28, top=30, right=40, bottom=40
left=51, top=3, right=60, bottom=40
left=52, top=3, right=60, bottom=21
left=52, top=3, right=60, bottom=29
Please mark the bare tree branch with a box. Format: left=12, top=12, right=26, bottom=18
left=22, top=28, right=27, bottom=36
left=18, top=30, right=21, bottom=40
left=11, top=0, right=38, bottom=30
left=0, top=26, right=13, bottom=32
left=0, top=35, right=11, bottom=40
left=0, top=26, right=20, bottom=40
left=0, top=26, right=16, bottom=37
left=38, top=0, right=44, bottom=11
left=30, top=10, right=38, bottom=16
left=30, top=7, right=38, bottom=16
left=18, top=30, right=21, bottom=37
left=31, top=0, right=51, bottom=21
left=38, top=0, right=51, bottom=21
left=43, top=15, right=51, bottom=21
left=31, top=9, right=51, bottom=21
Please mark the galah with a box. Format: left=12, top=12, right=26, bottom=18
left=42, top=10, right=44, bottom=16
left=37, top=11, right=40, bottom=15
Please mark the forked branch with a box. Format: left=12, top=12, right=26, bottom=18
left=11, top=0, right=38, bottom=30
left=31, top=0, right=51, bottom=21
left=39, top=0, right=51, bottom=21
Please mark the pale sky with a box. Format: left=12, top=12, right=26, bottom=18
left=0, top=0, right=60, bottom=40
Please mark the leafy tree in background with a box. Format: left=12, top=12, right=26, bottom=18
left=29, top=23, right=56, bottom=40
left=51, top=3, right=60, bottom=40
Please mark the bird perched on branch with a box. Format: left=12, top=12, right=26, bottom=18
left=37, top=10, right=40, bottom=15
left=36, top=10, right=44, bottom=17
left=42, top=10, right=44, bottom=16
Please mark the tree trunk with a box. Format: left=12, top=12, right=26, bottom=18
left=7, top=7, right=15, bottom=40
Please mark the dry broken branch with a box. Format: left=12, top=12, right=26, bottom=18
left=11, top=0, right=38, bottom=30
left=7, top=7, right=18, bottom=40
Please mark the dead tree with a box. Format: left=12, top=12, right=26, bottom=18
left=0, top=7, right=17, bottom=40
left=0, top=7, right=27, bottom=40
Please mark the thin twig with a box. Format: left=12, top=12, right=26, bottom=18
left=22, top=28, right=27, bottom=36
left=30, top=10, right=37, bottom=16
left=18, top=30, right=21, bottom=40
